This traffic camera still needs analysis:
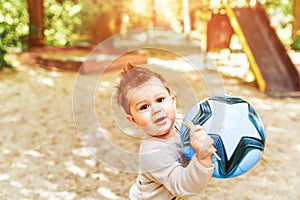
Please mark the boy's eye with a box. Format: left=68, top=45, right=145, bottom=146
left=139, top=104, right=149, bottom=110
left=157, top=97, right=165, bottom=103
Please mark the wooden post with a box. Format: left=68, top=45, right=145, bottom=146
left=292, top=0, right=300, bottom=39
left=27, top=0, right=44, bottom=48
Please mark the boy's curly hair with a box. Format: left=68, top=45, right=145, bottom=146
left=116, top=63, right=169, bottom=114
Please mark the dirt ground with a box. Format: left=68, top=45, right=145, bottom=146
left=0, top=51, right=300, bottom=200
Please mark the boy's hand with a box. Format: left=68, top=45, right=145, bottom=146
left=189, top=125, right=214, bottom=158
left=184, top=121, right=214, bottom=167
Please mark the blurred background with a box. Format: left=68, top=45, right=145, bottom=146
left=1, top=0, right=300, bottom=67
left=1, top=1, right=300, bottom=199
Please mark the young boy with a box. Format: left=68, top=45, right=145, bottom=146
left=116, top=63, right=214, bottom=200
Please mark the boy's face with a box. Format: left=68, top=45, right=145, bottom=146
left=126, top=77, right=176, bottom=138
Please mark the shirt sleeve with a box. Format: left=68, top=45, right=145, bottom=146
left=139, top=139, right=214, bottom=197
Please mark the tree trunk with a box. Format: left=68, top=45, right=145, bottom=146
left=182, top=0, right=191, bottom=34
left=292, top=0, right=300, bottom=39
left=27, top=0, right=44, bottom=48
left=151, top=0, right=157, bottom=27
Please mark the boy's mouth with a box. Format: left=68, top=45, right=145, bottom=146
left=154, top=117, right=166, bottom=124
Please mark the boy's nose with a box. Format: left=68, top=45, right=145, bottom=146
left=152, top=104, right=164, bottom=114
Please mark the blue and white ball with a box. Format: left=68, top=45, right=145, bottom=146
left=180, top=95, right=266, bottom=178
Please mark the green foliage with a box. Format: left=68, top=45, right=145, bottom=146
left=291, top=34, right=300, bottom=50
left=44, top=0, right=82, bottom=46
left=264, top=0, right=294, bottom=44
left=0, top=0, right=29, bottom=69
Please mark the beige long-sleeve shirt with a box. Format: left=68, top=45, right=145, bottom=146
left=129, top=125, right=214, bottom=200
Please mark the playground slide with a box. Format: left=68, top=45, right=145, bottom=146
left=226, top=3, right=300, bottom=96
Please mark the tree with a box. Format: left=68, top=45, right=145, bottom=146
left=27, top=0, right=44, bottom=48
left=292, top=0, right=300, bottom=40
left=78, top=0, right=128, bottom=44
left=182, top=0, right=191, bottom=34
left=0, top=0, right=29, bottom=69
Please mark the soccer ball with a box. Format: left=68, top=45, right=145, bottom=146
left=180, top=95, right=266, bottom=178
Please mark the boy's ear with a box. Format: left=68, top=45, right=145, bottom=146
left=171, top=93, right=177, bottom=110
left=126, top=114, right=139, bottom=128
left=171, top=93, right=176, bottom=103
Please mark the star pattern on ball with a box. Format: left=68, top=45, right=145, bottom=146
left=203, top=100, right=262, bottom=160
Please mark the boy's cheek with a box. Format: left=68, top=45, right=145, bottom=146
left=132, top=113, right=149, bottom=128
left=137, top=119, right=150, bottom=128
